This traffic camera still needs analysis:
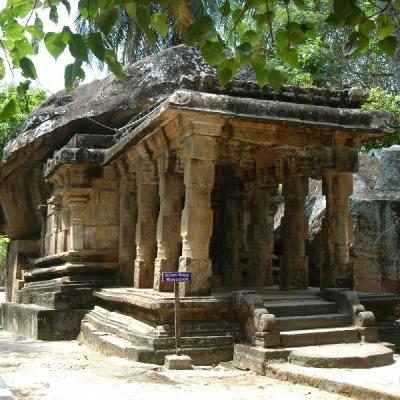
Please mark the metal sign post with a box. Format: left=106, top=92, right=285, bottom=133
left=162, top=272, right=192, bottom=355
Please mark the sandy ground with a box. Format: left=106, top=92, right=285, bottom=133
left=0, top=330, right=354, bottom=400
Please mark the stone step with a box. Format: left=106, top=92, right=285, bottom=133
left=280, top=326, right=360, bottom=347
left=288, top=343, right=394, bottom=368
left=80, top=320, right=234, bottom=365
left=277, top=313, right=352, bottom=331
left=265, top=300, right=337, bottom=317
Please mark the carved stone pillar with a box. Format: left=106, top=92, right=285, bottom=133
left=247, top=183, right=278, bottom=287
left=321, top=173, right=353, bottom=288
left=134, top=159, right=159, bottom=288
left=65, top=196, right=87, bottom=251
left=223, top=192, right=242, bottom=287
left=179, top=130, right=219, bottom=296
left=154, top=154, right=184, bottom=292
left=280, top=175, right=309, bottom=289
left=118, top=165, right=137, bottom=286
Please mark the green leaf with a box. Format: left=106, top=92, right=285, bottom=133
left=64, top=63, right=74, bottom=93
left=26, top=17, right=44, bottom=40
left=287, top=22, right=306, bottom=44
left=64, top=60, right=86, bottom=93
left=19, top=57, right=37, bottom=79
left=201, top=40, right=225, bottom=66
left=49, top=6, right=58, bottom=23
left=268, top=69, right=284, bottom=92
left=60, top=0, right=71, bottom=14
left=3, top=22, right=24, bottom=40
left=44, top=32, right=67, bottom=60
left=0, top=98, right=19, bottom=121
left=217, top=67, right=232, bottom=86
left=9, top=0, right=33, bottom=18
left=237, top=42, right=252, bottom=57
left=242, top=30, right=258, bottom=45
left=136, top=3, right=150, bottom=31
left=105, top=50, right=126, bottom=81
left=124, top=2, right=136, bottom=19
left=377, top=14, right=396, bottom=40
left=61, top=26, right=72, bottom=44
left=88, top=32, right=105, bottom=61
left=358, top=19, right=375, bottom=36
left=253, top=63, right=268, bottom=87
left=69, top=34, right=88, bottom=62
left=184, top=15, right=214, bottom=46
left=96, top=8, right=118, bottom=36
left=285, top=48, right=299, bottom=68
left=17, top=80, right=30, bottom=96
left=78, top=0, right=98, bottom=19
left=378, top=36, right=397, bottom=58
left=276, top=29, right=289, bottom=52
left=220, top=57, right=239, bottom=76
left=150, top=12, right=168, bottom=38
left=343, top=32, right=369, bottom=56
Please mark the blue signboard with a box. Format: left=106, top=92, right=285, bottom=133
left=162, top=272, right=192, bottom=282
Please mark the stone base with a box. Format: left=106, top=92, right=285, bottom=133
left=164, top=354, right=193, bottom=370
left=1, top=302, right=87, bottom=340
left=78, top=288, right=240, bottom=365
left=80, top=316, right=233, bottom=365
left=233, top=344, right=290, bottom=375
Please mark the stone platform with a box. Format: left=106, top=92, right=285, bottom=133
left=79, top=287, right=241, bottom=365
left=289, top=343, right=394, bottom=368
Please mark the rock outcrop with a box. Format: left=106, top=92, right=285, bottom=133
left=303, top=149, right=400, bottom=292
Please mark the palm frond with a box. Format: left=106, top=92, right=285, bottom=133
left=168, top=0, right=194, bottom=37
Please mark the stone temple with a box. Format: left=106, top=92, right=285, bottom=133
left=1, top=45, right=399, bottom=369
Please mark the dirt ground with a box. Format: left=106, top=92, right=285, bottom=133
left=0, top=330, right=355, bottom=400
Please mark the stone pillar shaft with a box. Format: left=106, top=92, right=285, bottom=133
left=223, top=193, right=242, bottom=287
left=154, top=162, right=184, bottom=292
left=118, top=172, right=137, bottom=286
left=134, top=160, right=159, bottom=288
left=280, top=175, right=309, bottom=289
left=179, top=132, right=218, bottom=296
left=321, top=173, right=353, bottom=288
left=247, top=185, right=277, bottom=287
left=66, top=198, right=86, bottom=251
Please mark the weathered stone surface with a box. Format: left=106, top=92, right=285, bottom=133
left=375, top=146, right=400, bottom=193
left=164, top=354, right=193, bottom=370
left=295, top=151, right=400, bottom=293
left=1, top=302, right=87, bottom=340
left=288, top=343, right=394, bottom=368
left=233, top=344, right=290, bottom=375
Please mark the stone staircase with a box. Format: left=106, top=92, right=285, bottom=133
left=233, top=292, right=395, bottom=372
left=266, top=298, right=357, bottom=347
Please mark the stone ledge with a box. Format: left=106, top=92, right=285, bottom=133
left=1, top=302, right=88, bottom=340
left=265, top=358, right=400, bottom=400
left=288, top=343, right=394, bottom=368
